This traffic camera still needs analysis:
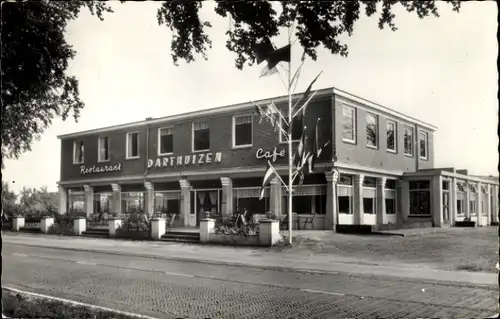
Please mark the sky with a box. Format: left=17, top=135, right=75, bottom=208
left=2, top=1, right=498, bottom=193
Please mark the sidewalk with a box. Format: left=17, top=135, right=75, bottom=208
left=3, top=232, right=497, bottom=287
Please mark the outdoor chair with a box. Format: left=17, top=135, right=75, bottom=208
left=302, top=213, right=316, bottom=230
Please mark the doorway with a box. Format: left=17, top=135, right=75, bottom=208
left=442, top=180, right=451, bottom=225
left=191, top=189, right=221, bottom=226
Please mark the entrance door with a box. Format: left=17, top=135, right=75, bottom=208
left=442, top=191, right=450, bottom=224
left=193, top=190, right=220, bottom=226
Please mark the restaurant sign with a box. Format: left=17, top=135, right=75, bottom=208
left=256, top=147, right=285, bottom=163
left=80, top=163, right=122, bottom=175
left=148, top=152, right=222, bottom=168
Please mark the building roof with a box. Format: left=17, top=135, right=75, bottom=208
left=57, top=86, right=438, bottom=139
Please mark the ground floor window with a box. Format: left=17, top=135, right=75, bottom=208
left=68, top=193, right=85, bottom=214
left=409, top=180, right=431, bottom=216
left=93, top=193, right=111, bottom=214
left=470, top=195, right=477, bottom=216
left=363, top=187, right=376, bottom=214
left=282, top=185, right=326, bottom=215
left=121, top=192, right=145, bottom=214
left=385, top=198, right=395, bottom=215
left=154, top=192, right=181, bottom=219
left=338, top=185, right=352, bottom=214
left=234, top=187, right=270, bottom=215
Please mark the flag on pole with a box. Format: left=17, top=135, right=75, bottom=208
left=293, top=126, right=307, bottom=169
left=307, top=119, right=331, bottom=173
left=253, top=37, right=291, bottom=78
left=292, top=71, right=323, bottom=118
left=259, top=160, right=279, bottom=200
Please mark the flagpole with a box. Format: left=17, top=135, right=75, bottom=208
left=287, top=26, right=293, bottom=245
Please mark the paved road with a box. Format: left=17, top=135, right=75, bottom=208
left=3, top=243, right=497, bottom=319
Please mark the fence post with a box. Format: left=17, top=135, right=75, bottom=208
left=40, top=216, right=54, bottom=233
left=108, top=218, right=122, bottom=237
left=199, top=218, right=215, bottom=243
left=12, top=216, right=25, bottom=231
left=259, top=219, right=281, bottom=246
left=73, top=217, right=86, bottom=236
left=151, top=218, right=166, bottom=240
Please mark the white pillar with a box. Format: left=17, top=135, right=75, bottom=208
left=151, top=218, right=166, bottom=240
left=83, top=185, right=94, bottom=218
left=58, top=185, right=67, bottom=215
left=179, top=179, right=191, bottom=227
left=397, top=180, right=410, bottom=224
left=144, top=182, right=154, bottom=216
left=486, top=184, right=492, bottom=225
left=73, top=217, right=86, bottom=235
left=12, top=216, right=25, bottom=231
left=220, top=177, right=233, bottom=216
left=270, top=177, right=283, bottom=218
left=477, top=182, right=483, bottom=226
left=325, top=171, right=339, bottom=230
left=111, top=184, right=121, bottom=216
left=108, top=218, right=122, bottom=237
left=199, top=218, right=215, bottom=243
left=450, top=177, right=457, bottom=226
left=376, top=177, right=386, bottom=225
left=40, top=216, right=54, bottom=233
left=353, top=174, right=364, bottom=225
left=492, top=185, right=499, bottom=223
left=431, top=175, right=443, bottom=227
left=465, top=181, right=471, bottom=219
left=259, top=219, right=281, bottom=246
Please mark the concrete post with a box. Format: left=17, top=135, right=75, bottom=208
left=397, top=180, right=410, bottom=224
left=431, top=175, right=443, bottom=227
left=199, top=218, right=215, bottom=243
left=144, top=182, right=154, bottom=217
left=477, top=182, right=483, bottom=226
left=376, top=177, right=387, bottom=225
left=151, top=218, right=166, bottom=240
left=259, top=219, right=281, bottom=246
left=83, top=185, right=94, bottom=218
left=111, top=184, right=122, bottom=216
left=353, top=174, right=364, bottom=225
left=12, top=216, right=25, bottom=231
left=108, top=218, right=122, bottom=237
left=465, top=180, right=471, bottom=219
left=58, top=185, right=67, bottom=215
left=486, top=184, right=492, bottom=225
left=450, top=177, right=457, bottom=226
left=220, top=177, right=233, bottom=216
left=325, top=171, right=339, bottom=230
left=492, top=185, right=499, bottom=224
left=179, top=179, right=191, bottom=227
left=270, top=177, right=282, bottom=219
left=40, top=216, right=54, bottom=233
left=73, top=217, right=86, bottom=235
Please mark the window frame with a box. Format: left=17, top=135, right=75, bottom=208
left=125, top=131, right=140, bottom=160
left=386, top=120, right=397, bottom=153
left=157, top=126, right=174, bottom=156
left=97, top=136, right=110, bottom=163
left=408, top=180, right=431, bottom=217
left=403, top=126, right=414, bottom=157
left=419, top=131, right=428, bottom=160
left=365, top=112, right=378, bottom=149
left=73, top=141, right=84, bottom=164
left=232, top=114, right=253, bottom=148
left=341, top=104, right=357, bottom=144
left=192, top=121, right=210, bottom=153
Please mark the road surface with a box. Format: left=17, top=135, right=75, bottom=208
left=3, top=243, right=497, bottom=319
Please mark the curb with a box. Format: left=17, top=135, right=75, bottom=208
left=6, top=242, right=497, bottom=289
left=3, top=286, right=160, bottom=319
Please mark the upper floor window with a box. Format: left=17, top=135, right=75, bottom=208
left=98, top=136, right=110, bottom=162
left=342, top=105, right=356, bottom=143
left=73, top=141, right=84, bottom=164
left=158, top=127, right=174, bottom=155
left=126, top=132, right=140, bottom=159
left=233, top=115, right=253, bottom=147
left=419, top=131, right=428, bottom=160
left=280, top=108, right=303, bottom=142
left=386, top=120, right=396, bottom=153
left=365, top=113, right=378, bottom=148
left=193, top=121, right=210, bottom=152
left=404, top=126, right=414, bottom=156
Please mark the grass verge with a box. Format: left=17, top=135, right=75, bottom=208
left=2, top=289, right=146, bottom=319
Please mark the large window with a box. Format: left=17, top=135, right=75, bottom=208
left=409, top=180, right=431, bottom=216
left=69, top=193, right=85, bottom=214
left=193, top=121, right=210, bottom=151
left=126, top=132, right=140, bottom=159
left=365, top=113, right=378, bottom=148
left=457, top=183, right=465, bottom=215
left=363, top=177, right=376, bottom=214
left=342, top=105, right=356, bottom=143
left=121, top=192, right=144, bottom=214
left=386, top=120, right=396, bottom=153
left=98, top=136, right=110, bottom=162
left=280, top=108, right=303, bottom=142
left=338, top=175, right=353, bottom=214
left=155, top=192, right=181, bottom=219
left=93, top=193, right=111, bottom=214
left=73, top=141, right=84, bottom=164
left=158, top=127, right=174, bottom=155
left=404, top=126, right=414, bottom=156
left=282, top=186, right=326, bottom=215
left=234, top=187, right=270, bottom=216
left=469, top=184, right=477, bottom=216
left=419, top=131, right=428, bottom=160
left=233, top=115, right=253, bottom=147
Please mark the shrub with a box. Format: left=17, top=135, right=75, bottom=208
left=214, top=213, right=259, bottom=236
left=48, top=213, right=74, bottom=236
left=117, top=212, right=151, bottom=232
